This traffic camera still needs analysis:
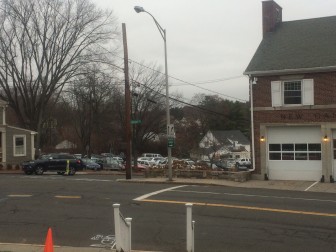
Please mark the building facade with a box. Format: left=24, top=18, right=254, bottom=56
left=0, top=100, right=37, bottom=166
left=244, top=1, right=336, bottom=182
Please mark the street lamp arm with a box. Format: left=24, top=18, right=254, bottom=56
left=143, top=11, right=165, bottom=41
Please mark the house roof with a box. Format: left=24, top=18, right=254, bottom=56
left=7, top=125, right=37, bottom=134
left=210, top=130, right=250, bottom=145
left=244, top=16, right=336, bottom=76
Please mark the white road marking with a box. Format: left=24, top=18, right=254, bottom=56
left=133, top=185, right=187, bottom=201
left=304, top=181, right=319, bottom=192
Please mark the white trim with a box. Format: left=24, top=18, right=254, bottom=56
left=13, top=134, right=26, bottom=157
left=271, top=81, right=281, bottom=107
left=30, top=134, right=35, bottom=160
left=244, top=65, right=336, bottom=76
left=2, top=129, right=6, bottom=163
left=7, top=125, right=37, bottom=134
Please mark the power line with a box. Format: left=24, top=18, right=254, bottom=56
left=93, top=46, right=248, bottom=102
left=132, top=79, right=232, bottom=117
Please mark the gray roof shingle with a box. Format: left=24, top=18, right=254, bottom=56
left=211, top=130, right=250, bottom=145
left=244, top=16, right=336, bottom=75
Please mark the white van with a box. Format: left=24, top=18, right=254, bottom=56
left=141, top=153, right=162, bottom=158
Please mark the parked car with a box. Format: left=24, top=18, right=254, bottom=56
left=236, top=158, right=251, bottom=168
left=152, top=157, right=166, bottom=165
left=132, top=164, right=148, bottom=172
left=104, top=158, right=124, bottom=170
left=137, top=160, right=154, bottom=167
left=141, top=153, right=162, bottom=158
left=81, top=158, right=101, bottom=171
left=21, top=153, right=82, bottom=175
left=111, top=156, right=124, bottom=163
left=83, top=154, right=105, bottom=169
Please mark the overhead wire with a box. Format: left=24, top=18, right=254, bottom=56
left=92, top=45, right=249, bottom=102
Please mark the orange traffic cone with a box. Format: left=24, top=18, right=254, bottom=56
left=44, top=227, right=54, bottom=252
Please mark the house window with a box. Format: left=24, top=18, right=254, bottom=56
left=14, top=135, right=26, bottom=156
left=269, top=143, right=321, bottom=161
left=283, top=81, right=301, bottom=105
left=271, top=79, right=314, bottom=107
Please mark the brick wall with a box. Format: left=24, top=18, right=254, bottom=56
left=253, top=72, right=336, bottom=107
left=252, top=71, right=336, bottom=175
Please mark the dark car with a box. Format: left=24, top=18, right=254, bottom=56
left=21, top=153, right=82, bottom=175
left=81, top=158, right=101, bottom=171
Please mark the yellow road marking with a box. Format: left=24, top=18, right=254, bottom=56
left=55, top=195, right=81, bottom=199
left=8, top=195, right=32, bottom=197
left=139, top=199, right=336, bottom=217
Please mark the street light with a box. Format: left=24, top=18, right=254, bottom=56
left=134, top=6, right=173, bottom=181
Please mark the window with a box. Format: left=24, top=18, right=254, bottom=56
left=14, top=135, right=26, bottom=156
left=269, top=143, right=321, bottom=161
left=283, top=81, right=301, bottom=104
left=271, top=79, right=314, bottom=107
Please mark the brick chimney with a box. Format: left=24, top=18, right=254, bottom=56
left=262, top=0, right=282, bottom=36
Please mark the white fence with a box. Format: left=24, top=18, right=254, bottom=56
left=113, top=203, right=195, bottom=252
left=113, top=204, right=132, bottom=252
left=186, top=203, right=195, bottom=252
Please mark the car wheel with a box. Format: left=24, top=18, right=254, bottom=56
left=69, top=167, right=76, bottom=176
left=24, top=170, right=33, bottom=175
left=35, top=166, right=44, bottom=175
left=57, top=172, right=65, bottom=175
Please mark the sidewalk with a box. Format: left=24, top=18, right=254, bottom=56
left=117, top=176, right=336, bottom=194
left=0, top=243, right=158, bottom=252
left=1, top=169, right=335, bottom=193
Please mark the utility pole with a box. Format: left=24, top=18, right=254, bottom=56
left=122, top=23, right=132, bottom=179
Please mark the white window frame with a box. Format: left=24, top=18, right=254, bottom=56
left=283, top=80, right=302, bottom=105
left=271, top=79, right=314, bottom=107
left=13, top=135, right=26, bottom=157
left=268, top=143, right=321, bottom=161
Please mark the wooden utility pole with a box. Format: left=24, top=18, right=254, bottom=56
left=122, top=23, right=132, bottom=179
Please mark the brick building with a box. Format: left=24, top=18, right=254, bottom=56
left=244, top=0, right=336, bottom=182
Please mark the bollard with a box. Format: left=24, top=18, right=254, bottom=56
left=186, top=203, right=193, bottom=252
left=113, top=203, right=121, bottom=252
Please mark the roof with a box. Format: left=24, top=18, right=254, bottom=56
left=7, top=125, right=37, bottom=134
left=244, top=16, right=336, bottom=75
left=210, top=130, right=250, bottom=145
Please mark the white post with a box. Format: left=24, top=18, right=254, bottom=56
left=125, top=217, right=132, bottom=252
left=113, top=203, right=121, bottom=252
left=192, top=220, right=195, bottom=252
left=186, top=203, right=193, bottom=252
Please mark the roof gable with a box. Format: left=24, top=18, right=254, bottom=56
left=210, top=130, right=250, bottom=145
left=245, top=16, right=336, bottom=75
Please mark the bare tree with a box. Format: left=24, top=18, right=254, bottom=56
left=62, top=64, right=119, bottom=156
left=0, top=0, right=118, bottom=150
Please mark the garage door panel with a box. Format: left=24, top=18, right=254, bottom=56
left=269, top=161, right=322, bottom=181
left=267, top=126, right=322, bottom=181
left=268, top=126, right=321, bottom=143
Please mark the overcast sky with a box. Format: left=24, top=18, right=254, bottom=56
left=94, top=0, right=336, bottom=103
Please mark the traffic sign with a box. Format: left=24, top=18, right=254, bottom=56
left=167, top=137, right=175, bottom=148
left=167, top=124, right=175, bottom=137
left=131, top=120, right=142, bottom=124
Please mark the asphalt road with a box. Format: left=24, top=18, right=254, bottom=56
left=0, top=174, right=335, bottom=252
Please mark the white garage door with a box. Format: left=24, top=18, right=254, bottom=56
left=267, top=126, right=322, bottom=181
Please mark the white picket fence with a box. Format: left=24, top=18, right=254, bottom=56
left=113, top=203, right=132, bottom=252
left=113, top=203, right=195, bottom=252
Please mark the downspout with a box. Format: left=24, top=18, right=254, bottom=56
left=249, top=76, right=256, bottom=172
